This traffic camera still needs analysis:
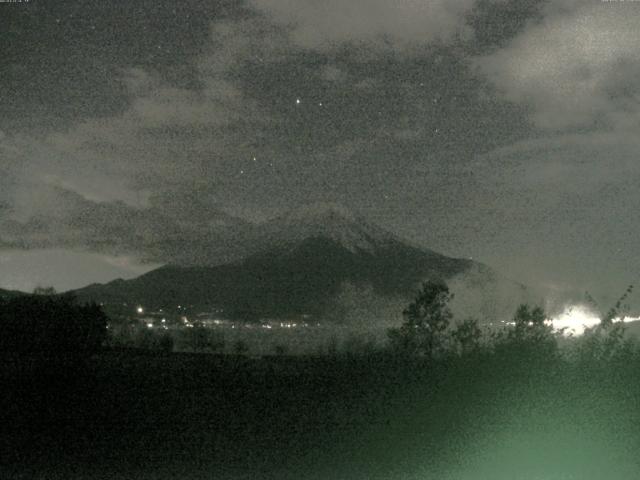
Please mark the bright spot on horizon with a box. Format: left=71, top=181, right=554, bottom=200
left=548, top=304, right=640, bottom=335
left=548, top=305, right=601, bottom=335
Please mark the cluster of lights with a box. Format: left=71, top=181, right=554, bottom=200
left=136, top=302, right=638, bottom=338
left=547, top=305, right=640, bottom=336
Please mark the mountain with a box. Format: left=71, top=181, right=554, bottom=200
left=257, top=202, right=397, bottom=252
left=0, top=288, right=27, bottom=300
left=73, top=203, right=529, bottom=321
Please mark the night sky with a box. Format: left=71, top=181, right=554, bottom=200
left=1, top=0, right=640, bottom=300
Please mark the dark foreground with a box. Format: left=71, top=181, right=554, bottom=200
left=3, top=347, right=640, bottom=480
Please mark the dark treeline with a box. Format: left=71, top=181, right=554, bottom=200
left=3, top=282, right=640, bottom=479
left=0, top=292, right=107, bottom=376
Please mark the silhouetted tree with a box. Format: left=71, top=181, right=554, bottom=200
left=572, top=284, right=636, bottom=366
left=601, top=284, right=633, bottom=326
left=188, top=322, right=211, bottom=352
left=576, top=322, right=632, bottom=366
left=511, top=304, right=548, bottom=340
left=0, top=294, right=107, bottom=375
left=134, top=327, right=156, bottom=350
left=180, top=322, right=225, bottom=353
left=451, top=318, right=483, bottom=356
left=493, top=304, right=558, bottom=362
left=32, top=286, right=57, bottom=296
left=388, top=280, right=453, bottom=358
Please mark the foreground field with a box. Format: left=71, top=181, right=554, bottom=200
left=3, top=347, right=640, bottom=480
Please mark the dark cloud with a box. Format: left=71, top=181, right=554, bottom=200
left=0, top=0, right=237, bottom=131
left=0, top=186, right=254, bottom=265
left=467, top=0, right=547, bottom=51
left=477, top=1, right=640, bottom=129
left=2, top=0, right=639, bottom=301
left=250, top=0, right=479, bottom=50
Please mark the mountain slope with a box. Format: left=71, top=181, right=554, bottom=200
left=257, top=202, right=398, bottom=253
left=73, top=204, right=523, bottom=321
left=0, top=288, right=26, bottom=300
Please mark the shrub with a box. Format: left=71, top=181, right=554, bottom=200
left=450, top=318, right=483, bottom=356
left=177, top=323, right=225, bottom=353
left=233, top=340, right=249, bottom=355
left=158, top=333, right=175, bottom=353
left=0, top=294, right=107, bottom=375
left=387, top=280, right=453, bottom=358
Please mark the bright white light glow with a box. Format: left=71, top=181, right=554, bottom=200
left=548, top=305, right=600, bottom=336
left=548, top=305, right=640, bottom=336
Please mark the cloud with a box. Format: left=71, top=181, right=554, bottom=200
left=0, top=18, right=285, bottom=260
left=251, top=0, right=480, bottom=50
left=7, top=1, right=637, bottom=301
left=460, top=1, right=640, bottom=296
left=462, top=129, right=640, bottom=296
left=320, top=64, right=348, bottom=83
left=0, top=186, right=254, bottom=265
left=0, top=249, right=161, bottom=292
left=477, top=2, right=640, bottom=129
left=0, top=23, right=283, bottom=264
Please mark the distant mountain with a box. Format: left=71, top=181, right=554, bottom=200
left=73, top=203, right=530, bottom=321
left=0, top=288, right=26, bottom=300
left=257, top=202, right=397, bottom=252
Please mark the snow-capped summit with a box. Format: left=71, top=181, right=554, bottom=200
left=260, top=202, right=397, bottom=253
left=278, top=202, right=358, bottom=223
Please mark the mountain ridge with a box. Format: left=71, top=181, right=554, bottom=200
left=0, top=288, right=26, bottom=300
left=73, top=204, right=525, bottom=321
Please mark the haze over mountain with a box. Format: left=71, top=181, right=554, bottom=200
left=74, top=203, right=533, bottom=322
